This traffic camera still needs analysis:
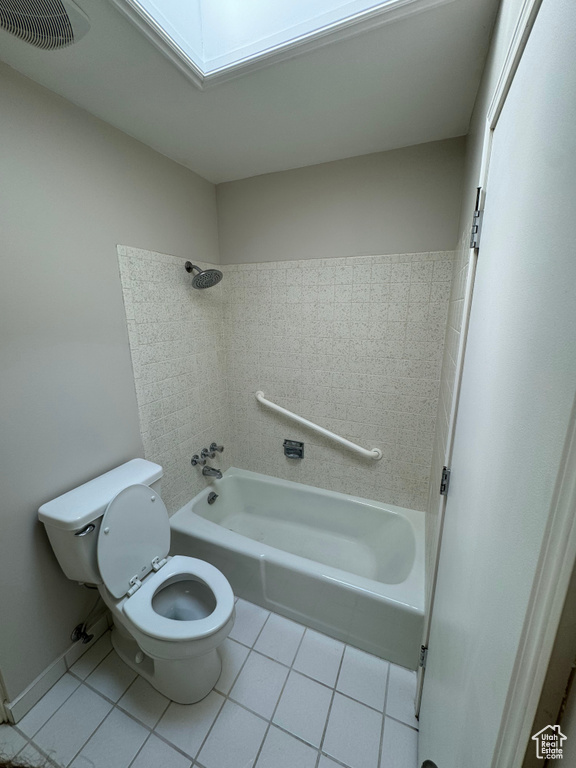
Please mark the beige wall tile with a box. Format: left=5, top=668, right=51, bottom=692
left=120, top=248, right=454, bottom=514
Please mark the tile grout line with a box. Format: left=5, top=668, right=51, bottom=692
left=385, top=713, right=419, bottom=733
left=378, top=664, right=391, bottom=768
left=230, top=633, right=412, bottom=717
left=12, top=639, right=116, bottom=766
left=250, top=617, right=312, bottom=768
left=42, top=674, right=177, bottom=766
left=140, top=723, right=200, bottom=765
left=125, top=730, right=156, bottom=768
left=72, top=673, right=135, bottom=709
left=16, top=738, right=62, bottom=768
left=204, top=609, right=270, bottom=761
left=213, top=643, right=250, bottom=699
left=162, top=686, right=225, bottom=766
left=13, top=646, right=114, bottom=743
left=16, top=603, right=418, bottom=768
left=315, top=636, right=348, bottom=767
left=61, top=704, right=119, bottom=768
left=181, top=620, right=403, bottom=767
left=115, top=672, right=171, bottom=727
left=121, top=675, right=229, bottom=767
left=185, top=607, right=276, bottom=767
left=318, top=754, right=355, bottom=768
left=68, top=640, right=116, bottom=685
left=174, top=615, right=343, bottom=765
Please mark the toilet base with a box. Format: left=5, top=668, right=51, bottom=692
left=111, top=624, right=222, bottom=704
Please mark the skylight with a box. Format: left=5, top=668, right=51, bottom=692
left=111, top=0, right=446, bottom=88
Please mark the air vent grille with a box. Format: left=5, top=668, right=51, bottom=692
left=0, top=0, right=76, bottom=50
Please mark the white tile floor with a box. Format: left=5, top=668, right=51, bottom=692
left=0, top=599, right=418, bottom=768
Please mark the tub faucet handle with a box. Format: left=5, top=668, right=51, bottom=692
left=210, top=442, right=224, bottom=453
left=201, top=447, right=216, bottom=459
left=191, top=454, right=206, bottom=466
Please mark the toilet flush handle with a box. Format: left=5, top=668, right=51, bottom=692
left=75, top=524, right=95, bottom=537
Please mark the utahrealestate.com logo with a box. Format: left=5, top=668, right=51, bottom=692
left=531, top=725, right=567, bottom=760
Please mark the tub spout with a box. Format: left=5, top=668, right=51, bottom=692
left=202, top=465, right=222, bottom=479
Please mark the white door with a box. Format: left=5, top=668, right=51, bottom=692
left=418, top=2, right=576, bottom=767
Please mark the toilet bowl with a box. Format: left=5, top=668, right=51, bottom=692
left=102, top=554, right=235, bottom=702
left=102, top=553, right=235, bottom=703
left=38, top=459, right=235, bottom=704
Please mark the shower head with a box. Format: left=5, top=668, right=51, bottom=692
left=185, top=262, right=223, bottom=289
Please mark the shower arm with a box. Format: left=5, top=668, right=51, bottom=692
left=255, top=391, right=382, bottom=461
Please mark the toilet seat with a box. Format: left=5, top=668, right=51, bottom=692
left=122, top=555, right=235, bottom=642
left=97, top=483, right=234, bottom=644
left=97, top=484, right=170, bottom=599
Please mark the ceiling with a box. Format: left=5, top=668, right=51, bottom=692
left=0, top=0, right=500, bottom=183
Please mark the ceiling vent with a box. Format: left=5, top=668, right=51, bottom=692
left=0, top=0, right=90, bottom=50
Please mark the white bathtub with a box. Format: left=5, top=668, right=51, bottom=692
left=170, top=467, right=424, bottom=669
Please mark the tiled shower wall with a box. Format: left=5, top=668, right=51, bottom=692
left=119, top=247, right=454, bottom=513
left=224, top=253, right=454, bottom=509
left=118, top=246, right=231, bottom=513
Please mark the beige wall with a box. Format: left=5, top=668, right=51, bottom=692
left=0, top=50, right=467, bottom=705
left=216, top=138, right=466, bottom=264
left=0, top=64, right=219, bottom=702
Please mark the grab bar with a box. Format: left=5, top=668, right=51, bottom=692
left=255, top=391, right=382, bottom=461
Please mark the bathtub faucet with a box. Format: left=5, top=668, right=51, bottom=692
left=202, top=465, right=222, bottom=479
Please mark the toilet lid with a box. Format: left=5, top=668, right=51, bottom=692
left=97, top=484, right=170, bottom=598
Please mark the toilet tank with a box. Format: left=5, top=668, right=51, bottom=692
left=39, top=459, right=163, bottom=584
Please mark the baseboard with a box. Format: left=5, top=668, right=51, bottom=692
left=3, top=611, right=110, bottom=723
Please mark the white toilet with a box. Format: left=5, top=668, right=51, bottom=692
left=38, top=459, right=235, bottom=704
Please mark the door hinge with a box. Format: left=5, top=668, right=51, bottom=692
left=419, top=645, right=429, bottom=669
left=470, top=186, right=484, bottom=249
left=440, top=466, right=451, bottom=496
